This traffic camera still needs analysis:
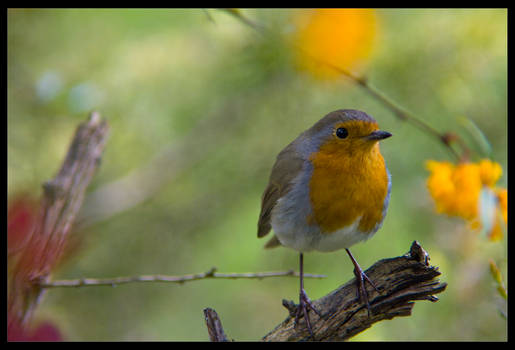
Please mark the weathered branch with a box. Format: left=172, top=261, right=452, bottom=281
left=8, top=112, right=109, bottom=325
left=205, top=241, right=447, bottom=341
left=204, top=308, right=229, bottom=342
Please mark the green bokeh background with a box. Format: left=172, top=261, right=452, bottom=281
left=8, top=9, right=507, bottom=341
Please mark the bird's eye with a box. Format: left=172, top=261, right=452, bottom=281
left=336, top=127, right=348, bottom=139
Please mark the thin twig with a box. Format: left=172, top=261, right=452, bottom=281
left=299, top=51, right=463, bottom=161
left=38, top=268, right=325, bottom=288
left=223, top=9, right=266, bottom=33
left=222, top=9, right=467, bottom=161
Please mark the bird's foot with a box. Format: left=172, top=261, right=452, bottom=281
left=294, top=288, right=321, bottom=339
left=353, top=264, right=380, bottom=317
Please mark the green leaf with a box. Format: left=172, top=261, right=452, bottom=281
left=458, top=116, right=492, bottom=158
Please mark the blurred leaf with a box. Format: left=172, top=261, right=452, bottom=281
left=488, top=259, right=507, bottom=300
left=459, top=116, right=493, bottom=158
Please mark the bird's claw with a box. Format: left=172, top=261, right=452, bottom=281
left=353, top=266, right=380, bottom=317
left=294, top=289, right=321, bottom=338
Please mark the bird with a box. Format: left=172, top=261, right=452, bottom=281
left=257, top=109, right=392, bottom=337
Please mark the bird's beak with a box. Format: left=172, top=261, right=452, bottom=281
left=364, top=130, right=392, bottom=141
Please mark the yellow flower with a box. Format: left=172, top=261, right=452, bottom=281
left=489, top=218, right=504, bottom=241
left=426, top=160, right=480, bottom=220
left=451, top=162, right=482, bottom=220
left=291, top=9, right=378, bottom=80
left=496, top=188, right=508, bottom=223
left=488, top=188, right=508, bottom=241
left=426, top=159, right=507, bottom=241
left=479, top=159, right=502, bottom=188
left=425, top=160, right=454, bottom=204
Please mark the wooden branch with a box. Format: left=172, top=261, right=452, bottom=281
left=38, top=268, right=325, bottom=288
left=204, top=308, right=229, bottom=342
left=204, top=241, right=447, bottom=342
left=8, top=112, right=109, bottom=325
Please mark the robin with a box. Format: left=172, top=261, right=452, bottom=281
left=257, top=109, right=392, bottom=337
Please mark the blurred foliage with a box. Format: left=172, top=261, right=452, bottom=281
left=7, top=9, right=507, bottom=341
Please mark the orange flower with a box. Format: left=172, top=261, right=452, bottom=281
left=425, top=160, right=456, bottom=214
left=451, top=162, right=482, bottom=220
left=496, top=188, right=508, bottom=223
left=488, top=188, right=508, bottom=241
left=426, top=159, right=507, bottom=241
left=291, top=9, right=378, bottom=80
left=479, top=159, right=502, bottom=188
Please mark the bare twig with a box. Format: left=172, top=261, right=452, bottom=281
left=37, top=268, right=325, bottom=288
left=205, top=241, right=447, bottom=342
left=297, top=50, right=464, bottom=161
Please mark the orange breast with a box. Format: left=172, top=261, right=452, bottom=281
left=308, top=142, right=389, bottom=233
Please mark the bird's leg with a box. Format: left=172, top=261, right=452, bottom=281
left=294, top=253, right=321, bottom=338
left=345, top=248, right=380, bottom=317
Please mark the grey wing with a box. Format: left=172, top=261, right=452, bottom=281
left=257, top=181, right=279, bottom=238
left=257, top=142, right=304, bottom=247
